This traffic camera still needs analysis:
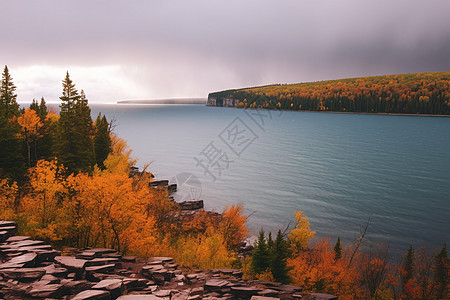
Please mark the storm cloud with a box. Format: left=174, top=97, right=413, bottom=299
left=1, top=0, right=450, bottom=103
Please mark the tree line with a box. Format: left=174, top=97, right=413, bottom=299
left=0, top=66, right=112, bottom=181
left=209, top=72, right=450, bottom=115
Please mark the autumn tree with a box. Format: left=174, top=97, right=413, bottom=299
left=0, top=178, right=19, bottom=220
left=219, top=204, right=249, bottom=250
left=288, top=210, right=315, bottom=253
left=21, top=159, right=68, bottom=241
left=16, top=109, right=44, bottom=167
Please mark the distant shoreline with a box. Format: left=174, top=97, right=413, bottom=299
left=118, top=98, right=207, bottom=105
left=212, top=106, right=450, bottom=118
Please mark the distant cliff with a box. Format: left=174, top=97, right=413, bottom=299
left=207, top=72, right=450, bottom=115
left=206, top=96, right=236, bottom=107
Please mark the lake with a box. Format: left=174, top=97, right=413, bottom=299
left=89, top=103, right=450, bottom=257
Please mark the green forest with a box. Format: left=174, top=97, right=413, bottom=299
left=208, top=72, right=450, bottom=115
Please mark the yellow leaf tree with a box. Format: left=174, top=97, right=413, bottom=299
left=288, top=210, right=316, bottom=252
left=16, top=109, right=43, bottom=167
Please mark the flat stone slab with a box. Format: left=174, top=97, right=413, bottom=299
left=0, top=221, right=17, bottom=228
left=44, top=264, right=69, bottom=277
left=8, top=239, right=46, bottom=248
left=251, top=296, right=281, bottom=300
left=0, top=267, right=46, bottom=282
left=71, top=289, right=111, bottom=300
left=0, top=252, right=37, bottom=269
left=309, top=293, right=338, bottom=300
left=5, top=235, right=30, bottom=243
left=85, top=263, right=116, bottom=273
left=117, top=296, right=159, bottom=300
left=85, top=248, right=118, bottom=255
left=85, top=257, right=120, bottom=267
left=92, top=278, right=123, bottom=290
left=147, top=257, right=173, bottom=263
left=230, top=286, right=263, bottom=297
left=28, top=283, right=63, bottom=298
left=122, top=256, right=136, bottom=262
left=205, top=279, right=230, bottom=291
left=55, top=256, right=87, bottom=270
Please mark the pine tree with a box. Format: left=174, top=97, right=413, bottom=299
left=30, top=97, right=48, bottom=120
left=0, top=66, right=25, bottom=180
left=402, top=245, right=415, bottom=287
left=334, top=237, right=342, bottom=260
left=251, top=229, right=270, bottom=275
left=434, top=243, right=449, bottom=299
left=73, top=89, right=95, bottom=171
left=270, top=230, right=291, bottom=284
left=54, top=72, right=95, bottom=173
left=94, top=113, right=112, bottom=169
left=0, top=65, right=19, bottom=119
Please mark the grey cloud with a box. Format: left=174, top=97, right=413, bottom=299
left=1, top=0, right=449, bottom=102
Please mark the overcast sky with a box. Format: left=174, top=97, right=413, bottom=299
left=2, top=0, right=450, bottom=103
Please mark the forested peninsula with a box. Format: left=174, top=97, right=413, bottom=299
left=207, top=72, right=450, bottom=115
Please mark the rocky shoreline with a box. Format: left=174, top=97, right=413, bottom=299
left=1, top=220, right=337, bottom=300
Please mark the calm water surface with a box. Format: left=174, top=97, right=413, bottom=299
left=89, top=104, right=450, bottom=257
